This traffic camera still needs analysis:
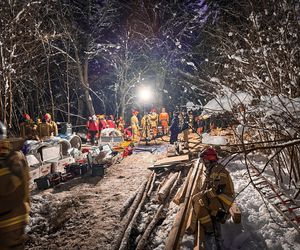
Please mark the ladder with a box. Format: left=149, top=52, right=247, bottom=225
left=250, top=167, right=300, bottom=234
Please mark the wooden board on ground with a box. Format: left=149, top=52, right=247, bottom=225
left=229, top=202, right=242, bottom=224
left=148, top=162, right=190, bottom=170
left=154, top=155, right=190, bottom=166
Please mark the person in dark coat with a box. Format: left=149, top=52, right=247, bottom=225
left=169, top=112, right=180, bottom=144
left=181, top=111, right=190, bottom=149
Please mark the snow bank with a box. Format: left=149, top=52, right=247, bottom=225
left=203, top=91, right=252, bottom=114
left=202, top=133, right=228, bottom=145
left=223, top=156, right=300, bottom=250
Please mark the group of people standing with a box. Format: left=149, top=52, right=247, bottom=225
left=130, top=107, right=194, bottom=148
left=86, top=114, right=128, bottom=145
left=130, top=107, right=170, bottom=142
left=19, top=113, right=58, bottom=141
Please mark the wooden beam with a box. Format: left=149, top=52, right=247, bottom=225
left=157, top=172, right=179, bottom=203
left=165, top=159, right=202, bottom=250
left=154, top=155, right=190, bottom=166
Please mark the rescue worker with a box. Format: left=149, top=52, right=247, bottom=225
left=106, top=115, right=116, bottom=129
left=141, top=112, right=151, bottom=141
left=123, top=126, right=132, bottom=141
left=116, top=116, right=125, bottom=132
left=87, top=115, right=99, bottom=146
left=86, top=117, right=92, bottom=143
left=44, top=113, right=58, bottom=137
left=19, top=114, right=38, bottom=140
left=159, top=107, right=169, bottom=135
left=169, top=111, right=180, bottom=144
left=148, top=108, right=158, bottom=138
left=181, top=110, right=190, bottom=149
left=37, top=113, right=58, bottom=140
left=130, top=110, right=140, bottom=142
left=196, top=115, right=205, bottom=134
left=98, top=115, right=108, bottom=132
left=187, top=147, right=235, bottom=236
left=0, top=122, right=30, bottom=250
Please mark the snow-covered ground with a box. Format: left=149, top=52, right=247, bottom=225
left=223, top=155, right=300, bottom=250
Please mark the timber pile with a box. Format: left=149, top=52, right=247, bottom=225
left=114, top=156, right=193, bottom=250
left=165, top=159, right=203, bottom=250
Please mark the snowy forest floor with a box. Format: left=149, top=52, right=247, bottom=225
left=26, top=150, right=161, bottom=249
left=25, top=136, right=300, bottom=250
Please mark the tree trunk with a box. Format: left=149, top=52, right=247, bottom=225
left=75, top=49, right=95, bottom=117
left=47, top=56, right=55, bottom=120
left=155, top=69, right=166, bottom=110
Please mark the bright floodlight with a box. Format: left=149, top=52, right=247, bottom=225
left=138, top=86, right=152, bottom=103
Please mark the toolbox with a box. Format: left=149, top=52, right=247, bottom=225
left=65, top=163, right=81, bottom=176
left=34, top=175, right=51, bottom=190
left=80, top=163, right=90, bottom=175
left=91, top=164, right=105, bottom=177
left=34, top=172, right=62, bottom=190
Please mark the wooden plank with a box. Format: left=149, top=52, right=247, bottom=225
left=148, top=163, right=190, bottom=170
left=157, top=172, right=179, bottom=203
left=173, top=168, right=193, bottom=205
left=229, top=202, right=242, bottom=224
left=154, top=155, right=190, bottom=166
left=165, top=159, right=201, bottom=250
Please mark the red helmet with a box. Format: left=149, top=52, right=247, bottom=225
left=199, top=147, right=218, bottom=161
left=44, top=113, right=51, bottom=121
left=23, top=113, right=31, bottom=121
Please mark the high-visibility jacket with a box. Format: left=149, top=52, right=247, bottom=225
left=131, top=115, right=139, bottom=130
left=0, top=151, right=30, bottom=233
left=49, top=121, right=58, bottom=136
left=148, top=112, right=158, bottom=128
left=20, top=122, right=37, bottom=140
left=131, top=115, right=140, bottom=140
left=37, top=121, right=58, bottom=139
left=141, top=115, right=151, bottom=138
left=159, top=112, right=169, bottom=127
left=189, top=163, right=235, bottom=233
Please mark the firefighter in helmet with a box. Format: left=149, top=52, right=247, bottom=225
left=0, top=121, right=30, bottom=249
left=188, top=147, right=235, bottom=234
left=37, top=113, right=58, bottom=140
left=19, top=114, right=38, bottom=140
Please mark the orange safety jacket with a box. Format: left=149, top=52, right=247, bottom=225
left=159, top=112, right=169, bottom=127
left=0, top=151, right=30, bottom=233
